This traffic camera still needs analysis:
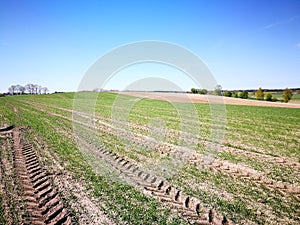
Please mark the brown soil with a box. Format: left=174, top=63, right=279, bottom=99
left=119, top=92, right=300, bottom=108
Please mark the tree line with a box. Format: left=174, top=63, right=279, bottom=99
left=7, top=84, right=49, bottom=95
left=191, top=86, right=296, bottom=103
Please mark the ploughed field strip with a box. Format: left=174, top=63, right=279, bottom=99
left=0, top=126, right=72, bottom=225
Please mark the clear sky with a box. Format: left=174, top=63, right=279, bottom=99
left=1, top=0, right=300, bottom=93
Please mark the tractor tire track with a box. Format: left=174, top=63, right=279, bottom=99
left=31, top=137, right=116, bottom=225
left=77, top=126, right=233, bottom=225
left=13, top=127, right=73, bottom=225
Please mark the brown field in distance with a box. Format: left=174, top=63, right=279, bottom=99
left=120, top=92, right=300, bottom=108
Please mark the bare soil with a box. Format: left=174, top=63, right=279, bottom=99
left=119, top=92, right=300, bottom=108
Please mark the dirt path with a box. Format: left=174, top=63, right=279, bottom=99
left=119, top=92, right=300, bottom=108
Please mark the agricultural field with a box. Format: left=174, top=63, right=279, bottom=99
left=0, top=92, right=299, bottom=225
left=247, top=92, right=300, bottom=104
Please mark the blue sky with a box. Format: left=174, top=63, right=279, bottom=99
left=0, top=0, right=300, bottom=93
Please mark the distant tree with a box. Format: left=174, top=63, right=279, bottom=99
left=15, top=85, right=23, bottom=95
left=8, top=83, right=47, bottom=95
left=233, top=92, right=239, bottom=98
left=92, top=88, right=100, bottom=92
left=33, top=84, right=39, bottom=94
left=19, top=85, right=25, bottom=94
left=14, top=85, right=19, bottom=94
left=8, top=87, right=12, bottom=95
left=191, top=88, right=197, bottom=94
left=41, top=87, right=49, bottom=94
left=239, top=90, right=248, bottom=99
left=282, top=88, right=293, bottom=103
left=297, top=89, right=300, bottom=94
left=37, top=85, right=42, bottom=94
left=255, top=88, right=264, bottom=100
left=213, top=85, right=222, bottom=96
left=199, top=89, right=208, bottom=95
left=224, top=91, right=232, bottom=97
left=25, top=84, right=29, bottom=94
left=25, top=83, right=34, bottom=94
left=265, top=93, right=272, bottom=101
left=8, top=85, right=17, bottom=95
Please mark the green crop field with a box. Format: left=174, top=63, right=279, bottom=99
left=0, top=92, right=299, bottom=225
left=248, top=92, right=300, bottom=104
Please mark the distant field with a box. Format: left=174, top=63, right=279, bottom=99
left=121, top=91, right=300, bottom=108
left=0, top=92, right=299, bottom=225
left=248, top=92, right=300, bottom=104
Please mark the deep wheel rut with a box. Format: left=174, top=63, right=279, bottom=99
left=12, top=127, right=72, bottom=225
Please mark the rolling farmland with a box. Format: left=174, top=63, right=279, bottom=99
left=0, top=92, right=299, bottom=225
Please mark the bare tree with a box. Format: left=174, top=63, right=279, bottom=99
left=33, top=84, right=38, bottom=94
left=9, top=83, right=48, bottom=95
left=15, top=85, right=23, bottom=95
left=8, top=86, right=13, bottom=95
left=8, top=85, right=17, bottom=95
left=42, top=87, right=49, bottom=94
left=25, top=84, right=29, bottom=94
left=25, top=84, right=34, bottom=94
left=19, top=86, right=25, bottom=94
left=38, top=85, right=42, bottom=94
